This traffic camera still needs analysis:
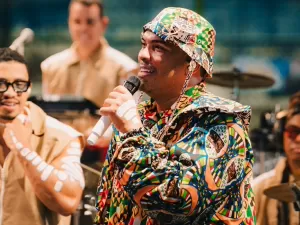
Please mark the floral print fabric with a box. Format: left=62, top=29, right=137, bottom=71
left=95, top=84, right=255, bottom=225
left=143, top=7, right=216, bottom=77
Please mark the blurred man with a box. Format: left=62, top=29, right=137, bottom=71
left=253, top=91, right=300, bottom=225
left=0, top=48, right=85, bottom=225
left=94, top=7, right=255, bottom=225
left=41, top=0, right=137, bottom=162
left=41, top=0, right=137, bottom=107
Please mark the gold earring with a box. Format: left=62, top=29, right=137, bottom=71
left=188, top=61, right=197, bottom=72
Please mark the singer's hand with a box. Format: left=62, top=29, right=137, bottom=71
left=100, top=86, right=143, bottom=133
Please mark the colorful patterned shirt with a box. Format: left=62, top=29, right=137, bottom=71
left=95, top=84, right=256, bottom=225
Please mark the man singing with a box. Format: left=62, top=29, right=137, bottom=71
left=94, top=7, right=255, bottom=224
left=0, top=48, right=85, bottom=225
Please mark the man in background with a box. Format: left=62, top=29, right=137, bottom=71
left=253, top=91, right=300, bottom=225
left=0, top=47, right=85, bottom=225
left=41, top=0, right=137, bottom=161
left=41, top=0, right=137, bottom=108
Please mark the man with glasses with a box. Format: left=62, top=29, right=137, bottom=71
left=253, top=91, right=300, bottom=225
left=0, top=48, right=85, bottom=225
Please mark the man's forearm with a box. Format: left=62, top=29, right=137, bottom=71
left=13, top=139, right=84, bottom=215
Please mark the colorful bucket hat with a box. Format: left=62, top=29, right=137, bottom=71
left=143, top=7, right=216, bottom=77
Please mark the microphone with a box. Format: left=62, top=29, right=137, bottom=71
left=10, top=28, right=35, bottom=55
left=87, top=76, right=141, bottom=145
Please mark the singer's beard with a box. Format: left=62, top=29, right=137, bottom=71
left=138, top=82, right=146, bottom=92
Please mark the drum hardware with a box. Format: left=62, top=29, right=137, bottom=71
left=83, top=194, right=97, bottom=216
left=251, top=105, right=287, bottom=176
left=72, top=193, right=97, bottom=225
left=81, top=163, right=102, bottom=176
left=71, top=164, right=101, bottom=225
left=206, top=67, right=275, bottom=101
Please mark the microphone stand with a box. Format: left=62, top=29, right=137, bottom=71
left=9, top=28, right=34, bottom=56
left=10, top=42, right=25, bottom=56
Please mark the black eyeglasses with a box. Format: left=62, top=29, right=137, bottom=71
left=0, top=80, right=31, bottom=93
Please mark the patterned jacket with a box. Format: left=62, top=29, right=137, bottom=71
left=95, top=84, right=256, bottom=225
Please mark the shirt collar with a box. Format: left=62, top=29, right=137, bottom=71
left=68, top=37, right=109, bottom=67
left=139, top=84, right=206, bottom=124
left=27, top=102, right=46, bottom=136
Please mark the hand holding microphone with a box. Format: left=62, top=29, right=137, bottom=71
left=87, top=76, right=141, bottom=145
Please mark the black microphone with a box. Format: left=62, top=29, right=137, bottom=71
left=87, top=76, right=141, bottom=145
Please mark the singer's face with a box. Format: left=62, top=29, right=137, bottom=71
left=138, top=31, right=188, bottom=97
left=68, top=2, right=108, bottom=49
left=0, top=61, right=30, bottom=120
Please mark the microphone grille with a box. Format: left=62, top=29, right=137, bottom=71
left=124, top=76, right=141, bottom=95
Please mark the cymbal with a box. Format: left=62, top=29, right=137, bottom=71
left=206, top=69, right=275, bottom=89
left=263, top=181, right=300, bottom=202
